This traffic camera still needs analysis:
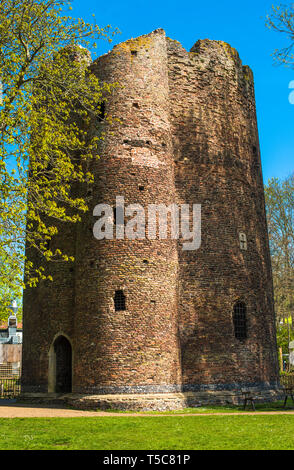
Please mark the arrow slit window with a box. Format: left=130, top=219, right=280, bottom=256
left=233, top=302, right=247, bottom=340
left=114, top=290, right=126, bottom=311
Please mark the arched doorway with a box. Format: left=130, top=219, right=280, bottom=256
left=53, top=335, right=72, bottom=393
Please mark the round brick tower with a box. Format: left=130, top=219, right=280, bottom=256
left=71, top=30, right=182, bottom=394
left=167, top=37, right=279, bottom=392
left=21, top=29, right=280, bottom=408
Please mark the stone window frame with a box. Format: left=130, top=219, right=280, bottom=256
left=239, top=232, right=247, bottom=251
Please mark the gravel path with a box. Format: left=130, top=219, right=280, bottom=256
left=0, top=404, right=116, bottom=418
left=0, top=403, right=294, bottom=418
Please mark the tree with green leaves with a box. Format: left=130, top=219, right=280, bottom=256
left=265, top=175, right=294, bottom=326
left=0, top=0, right=118, bottom=320
left=265, top=4, right=294, bottom=361
left=266, top=2, right=294, bottom=67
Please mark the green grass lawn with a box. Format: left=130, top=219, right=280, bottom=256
left=1, top=413, right=294, bottom=450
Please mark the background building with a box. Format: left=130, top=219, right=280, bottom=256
left=0, top=308, right=22, bottom=382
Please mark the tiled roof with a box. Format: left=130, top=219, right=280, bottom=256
left=0, top=322, right=22, bottom=330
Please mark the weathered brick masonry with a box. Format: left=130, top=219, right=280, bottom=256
left=21, top=29, right=280, bottom=406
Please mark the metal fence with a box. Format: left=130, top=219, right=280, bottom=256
left=0, top=363, right=21, bottom=398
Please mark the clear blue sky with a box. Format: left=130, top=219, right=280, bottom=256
left=71, top=0, right=294, bottom=183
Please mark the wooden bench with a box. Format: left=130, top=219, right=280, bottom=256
left=283, top=386, right=294, bottom=408
left=241, top=390, right=258, bottom=411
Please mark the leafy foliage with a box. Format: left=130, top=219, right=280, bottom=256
left=265, top=175, right=294, bottom=326
left=0, top=0, right=118, bottom=319
left=266, top=3, right=294, bottom=67
left=276, top=321, right=294, bottom=351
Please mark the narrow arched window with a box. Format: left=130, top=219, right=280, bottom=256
left=239, top=232, right=247, bottom=251
left=114, top=290, right=126, bottom=311
left=98, top=101, right=105, bottom=122
left=233, top=302, right=247, bottom=340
